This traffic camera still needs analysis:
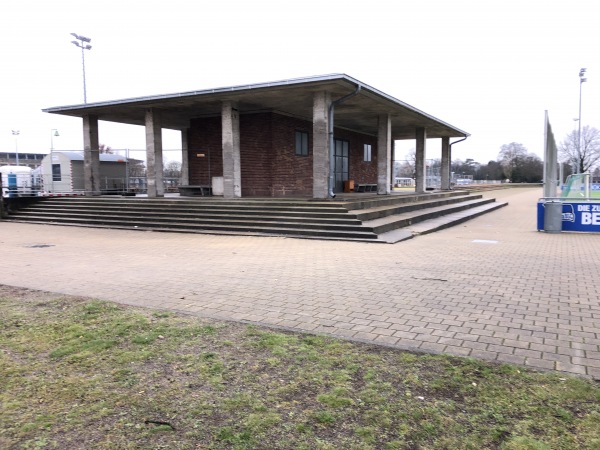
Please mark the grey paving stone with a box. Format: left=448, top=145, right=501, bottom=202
left=1, top=187, right=599, bottom=378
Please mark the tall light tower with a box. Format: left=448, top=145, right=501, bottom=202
left=12, top=130, right=20, bottom=166
left=577, top=68, right=587, bottom=174
left=70, top=33, right=92, bottom=103
left=50, top=129, right=59, bottom=192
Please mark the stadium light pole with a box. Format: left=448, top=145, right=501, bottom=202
left=12, top=130, right=20, bottom=166
left=50, top=129, right=59, bottom=192
left=577, top=68, right=587, bottom=174
left=70, top=33, right=92, bottom=103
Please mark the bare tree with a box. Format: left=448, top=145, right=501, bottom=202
left=452, top=158, right=480, bottom=177
left=498, top=142, right=528, bottom=182
left=394, top=160, right=414, bottom=178
left=394, top=150, right=416, bottom=178
left=127, top=159, right=146, bottom=177
left=99, top=144, right=113, bottom=154
left=558, top=126, right=600, bottom=174
left=405, top=149, right=416, bottom=167
left=163, top=161, right=182, bottom=178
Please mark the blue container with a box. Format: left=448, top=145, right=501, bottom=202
left=7, top=173, right=17, bottom=197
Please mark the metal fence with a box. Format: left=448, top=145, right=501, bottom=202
left=2, top=172, right=182, bottom=197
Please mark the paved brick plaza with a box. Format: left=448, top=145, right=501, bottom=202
left=1, top=187, right=599, bottom=378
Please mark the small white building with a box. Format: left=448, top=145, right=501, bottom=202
left=40, top=152, right=128, bottom=194
left=1, top=165, right=34, bottom=197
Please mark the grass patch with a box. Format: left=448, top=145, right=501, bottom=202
left=1, top=285, right=599, bottom=449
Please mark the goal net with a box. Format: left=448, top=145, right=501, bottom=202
left=561, top=173, right=590, bottom=199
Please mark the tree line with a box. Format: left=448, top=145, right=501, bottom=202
left=397, top=126, right=600, bottom=183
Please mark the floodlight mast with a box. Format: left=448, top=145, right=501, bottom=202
left=70, top=33, right=92, bottom=103
left=577, top=68, right=587, bottom=174
left=12, top=130, right=20, bottom=165
left=50, top=129, right=59, bottom=193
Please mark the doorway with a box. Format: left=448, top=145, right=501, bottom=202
left=334, top=139, right=349, bottom=193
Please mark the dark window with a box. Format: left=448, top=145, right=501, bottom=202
left=295, top=131, right=309, bottom=156
left=52, top=164, right=61, bottom=181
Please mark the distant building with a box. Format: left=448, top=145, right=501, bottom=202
left=39, top=151, right=128, bottom=194
left=0, top=152, right=46, bottom=169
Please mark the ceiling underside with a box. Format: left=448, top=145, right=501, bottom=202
left=44, top=76, right=468, bottom=141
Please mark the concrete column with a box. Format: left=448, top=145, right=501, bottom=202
left=441, top=136, right=451, bottom=190
left=377, top=114, right=392, bottom=195
left=180, top=128, right=189, bottom=186
left=312, top=91, right=330, bottom=199
left=222, top=101, right=241, bottom=198
left=83, top=114, right=100, bottom=196
left=391, top=140, right=396, bottom=188
left=145, top=108, right=164, bottom=198
left=415, top=127, right=427, bottom=194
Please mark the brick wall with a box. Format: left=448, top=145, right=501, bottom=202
left=270, top=114, right=313, bottom=197
left=187, top=117, right=222, bottom=186
left=333, top=128, right=378, bottom=185
left=239, top=113, right=273, bottom=197
left=187, top=113, right=379, bottom=197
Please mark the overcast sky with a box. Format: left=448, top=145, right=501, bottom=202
left=1, top=0, right=598, bottom=165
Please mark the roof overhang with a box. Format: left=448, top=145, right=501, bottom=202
left=43, top=74, right=469, bottom=141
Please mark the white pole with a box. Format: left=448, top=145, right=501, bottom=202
left=12, top=130, right=20, bottom=166
left=577, top=68, right=587, bottom=174
left=585, top=173, right=590, bottom=199
left=50, top=131, right=54, bottom=193
left=50, top=129, right=59, bottom=193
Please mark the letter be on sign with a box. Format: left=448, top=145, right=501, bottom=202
left=581, top=212, right=600, bottom=225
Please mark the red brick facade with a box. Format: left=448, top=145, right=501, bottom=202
left=188, top=112, right=379, bottom=197
left=335, top=128, right=379, bottom=186
left=187, top=116, right=222, bottom=187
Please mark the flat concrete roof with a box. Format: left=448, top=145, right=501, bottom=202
left=52, top=151, right=128, bottom=162
left=43, top=74, right=469, bottom=141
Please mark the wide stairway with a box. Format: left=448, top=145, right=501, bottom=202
left=4, top=191, right=507, bottom=243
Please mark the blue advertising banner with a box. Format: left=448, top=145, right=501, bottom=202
left=560, top=183, right=600, bottom=193
left=537, top=201, right=600, bottom=232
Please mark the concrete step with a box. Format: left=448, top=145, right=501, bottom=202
left=341, top=190, right=468, bottom=210
left=10, top=213, right=369, bottom=232
left=362, top=198, right=497, bottom=234
left=9, top=217, right=379, bottom=240
left=32, top=199, right=350, bottom=214
left=376, top=201, right=509, bottom=243
left=13, top=208, right=360, bottom=223
left=351, top=194, right=483, bottom=221
left=32, top=190, right=471, bottom=212
left=5, top=191, right=506, bottom=243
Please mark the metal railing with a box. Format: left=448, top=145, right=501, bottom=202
left=2, top=173, right=183, bottom=197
